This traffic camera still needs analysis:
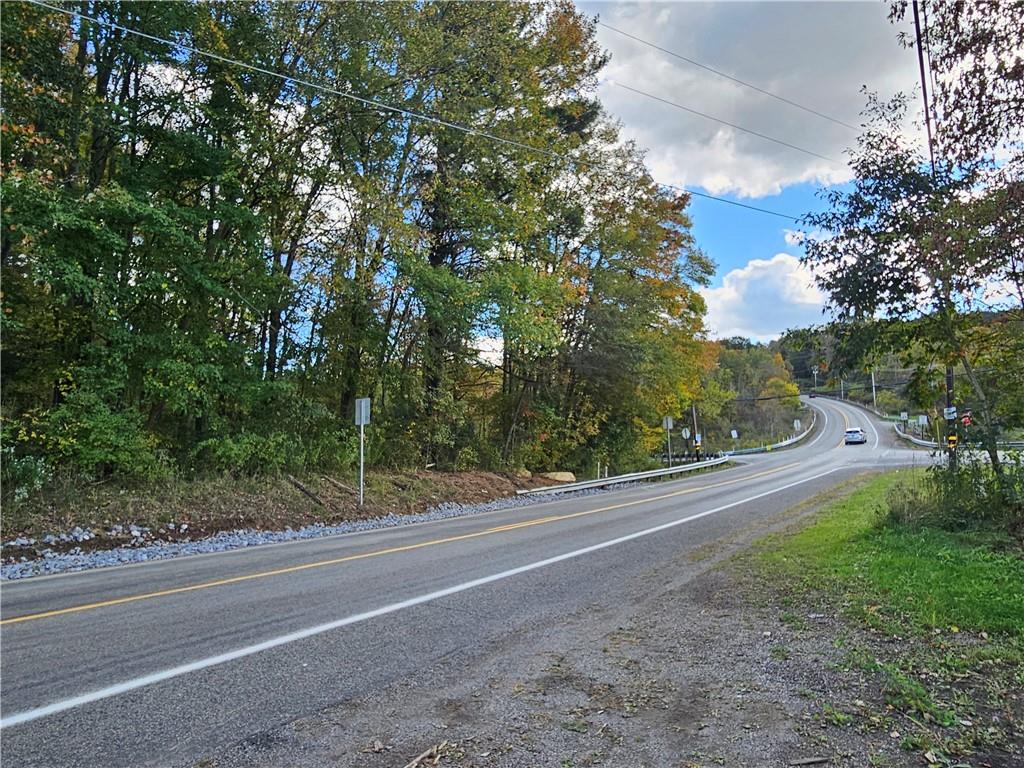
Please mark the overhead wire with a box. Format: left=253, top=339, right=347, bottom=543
left=29, top=0, right=800, bottom=221
left=597, top=21, right=859, bottom=131
left=606, top=80, right=840, bottom=163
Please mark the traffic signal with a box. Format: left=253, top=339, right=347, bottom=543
left=947, top=434, right=958, bottom=450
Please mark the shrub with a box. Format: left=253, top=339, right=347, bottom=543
left=17, top=389, right=167, bottom=481
left=874, top=390, right=902, bottom=416
left=0, top=445, right=52, bottom=505
left=887, top=453, right=1024, bottom=533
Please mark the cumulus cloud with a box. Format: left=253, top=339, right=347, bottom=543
left=700, top=254, right=828, bottom=342
left=472, top=335, right=504, bottom=366
left=782, top=228, right=804, bottom=246
left=585, top=1, right=922, bottom=198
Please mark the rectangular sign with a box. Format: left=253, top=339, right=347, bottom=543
left=943, top=406, right=957, bottom=420
left=662, top=416, right=673, bottom=430
left=900, top=411, right=908, bottom=421
left=918, top=414, right=928, bottom=426
left=354, top=397, right=371, bottom=426
left=694, top=433, right=702, bottom=445
left=730, top=429, right=738, bottom=439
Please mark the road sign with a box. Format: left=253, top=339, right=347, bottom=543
left=947, top=434, right=958, bottom=449
left=730, top=429, right=738, bottom=439
left=682, top=427, right=691, bottom=439
left=354, top=398, right=371, bottom=426
left=793, top=419, right=801, bottom=431
left=900, top=411, right=908, bottom=422
left=943, top=406, right=957, bottom=420
left=917, top=414, right=928, bottom=426
left=354, top=397, right=371, bottom=506
left=662, top=415, right=674, bottom=430
left=694, top=433, right=702, bottom=445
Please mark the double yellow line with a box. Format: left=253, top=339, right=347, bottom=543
left=2, top=463, right=798, bottom=626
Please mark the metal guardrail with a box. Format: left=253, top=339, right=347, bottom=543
left=894, top=423, right=1024, bottom=450
left=893, top=423, right=939, bottom=448
left=724, top=408, right=817, bottom=456
left=517, top=456, right=730, bottom=496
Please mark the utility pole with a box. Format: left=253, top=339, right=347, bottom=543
left=840, top=378, right=844, bottom=400
left=912, top=0, right=956, bottom=471
left=871, top=369, right=877, bottom=410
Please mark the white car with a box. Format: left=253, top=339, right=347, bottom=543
left=844, top=427, right=867, bottom=445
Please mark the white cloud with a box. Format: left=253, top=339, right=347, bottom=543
left=700, top=254, right=828, bottom=342
left=583, top=1, right=922, bottom=198
left=782, top=227, right=828, bottom=247
left=472, top=335, right=504, bottom=366
left=782, top=228, right=804, bottom=246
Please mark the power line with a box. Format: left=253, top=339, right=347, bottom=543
left=677, top=187, right=796, bottom=219
left=597, top=21, right=859, bottom=131
left=29, top=0, right=799, bottom=222
left=607, top=80, right=840, bottom=164
left=27, top=1, right=555, bottom=159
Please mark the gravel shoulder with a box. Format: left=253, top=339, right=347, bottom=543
left=197, top=474, right=949, bottom=768
left=2, top=464, right=734, bottom=580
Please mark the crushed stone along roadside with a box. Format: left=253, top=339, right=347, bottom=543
left=200, top=485, right=925, bottom=768
left=0, top=483, right=642, bottom=581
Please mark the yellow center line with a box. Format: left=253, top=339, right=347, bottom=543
left=837, top=409, right=850, bottom=448
left=1, top=462, right=799, bottom=626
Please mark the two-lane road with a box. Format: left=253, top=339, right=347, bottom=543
left=0, top=397, right=921, bottom=767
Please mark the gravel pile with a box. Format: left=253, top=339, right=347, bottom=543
left=1, top=484, right=630, bottom=581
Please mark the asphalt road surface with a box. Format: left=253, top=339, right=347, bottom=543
left=0, top=397, right=926, bottom=767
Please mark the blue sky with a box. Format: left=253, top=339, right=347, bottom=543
left=687, top=181, right=825, bottom=288
left=581, top=1, right=920, bottom=340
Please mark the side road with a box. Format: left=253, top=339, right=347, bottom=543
left=203, top=471, right=1022, bottom=768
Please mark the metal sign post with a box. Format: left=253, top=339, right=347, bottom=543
left=662, top=416, right=674, bottom=466
left=354, top=397, right=371, bottom=506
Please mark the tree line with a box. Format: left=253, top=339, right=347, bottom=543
left=3, top=0, right=741, bottom=493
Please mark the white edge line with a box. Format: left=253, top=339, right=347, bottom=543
left=869, top=413, right=881, bottom=451
left=803, top=403, right=829, bottom=450
left=1, top=466, right=844, bottom=729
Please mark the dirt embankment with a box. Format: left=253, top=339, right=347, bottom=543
left=1, top=470, right=555, bottom=562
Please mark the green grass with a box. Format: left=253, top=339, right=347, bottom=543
left=758, top=470, right=1024, bottom=636
left=753, top=471, right=1024, bottom=762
